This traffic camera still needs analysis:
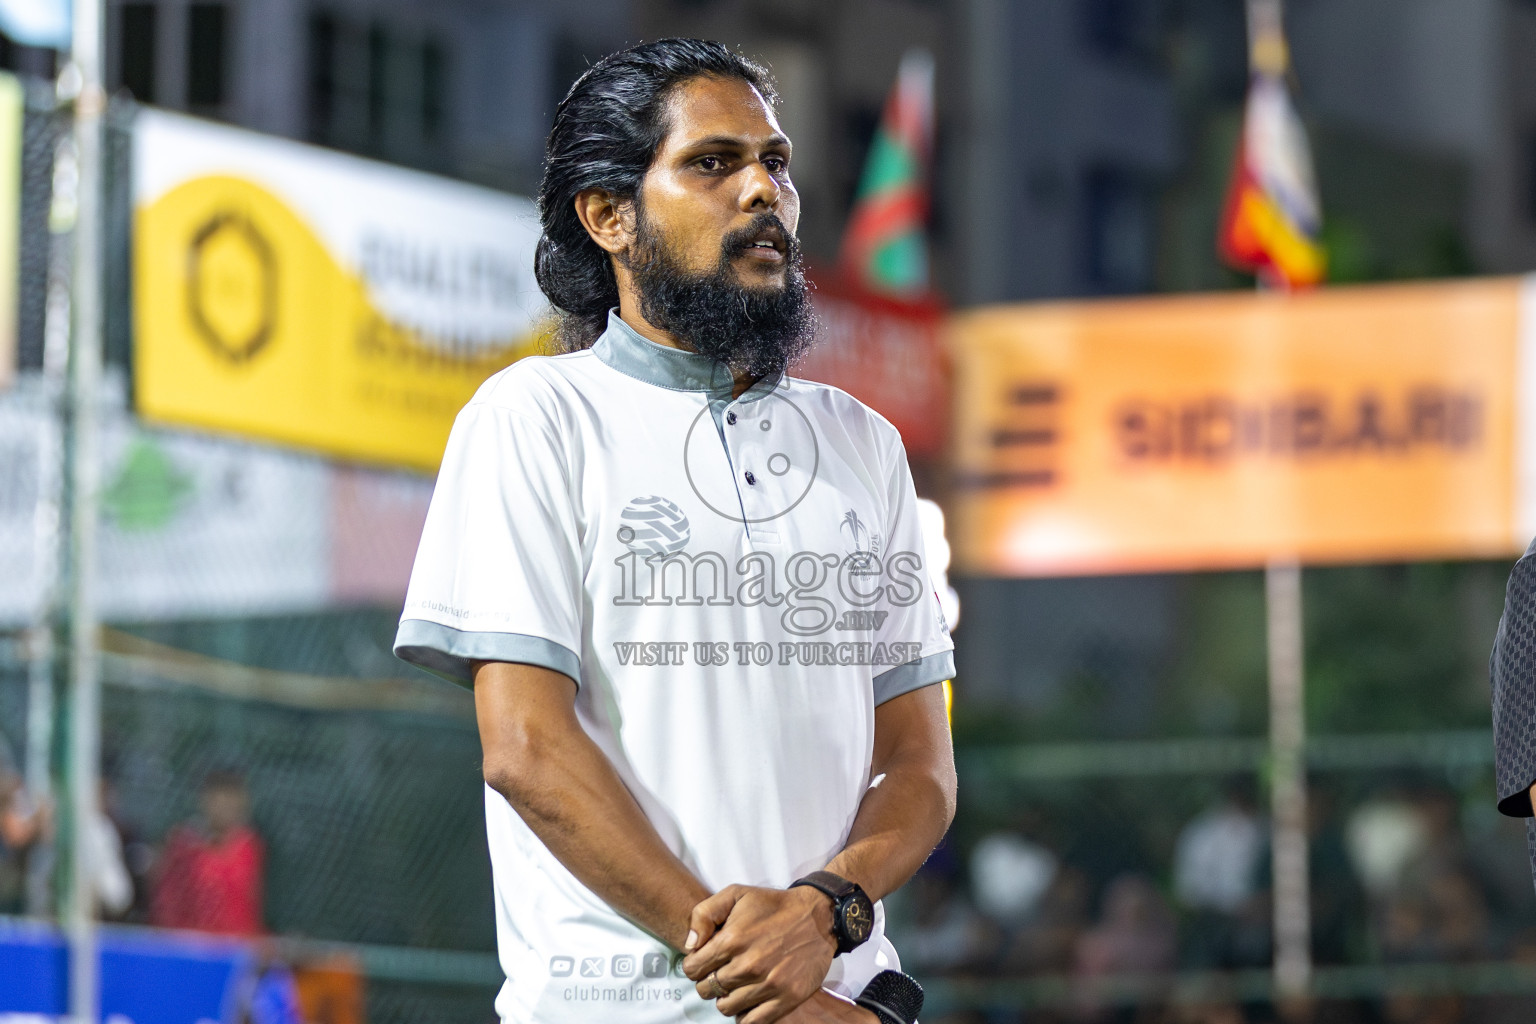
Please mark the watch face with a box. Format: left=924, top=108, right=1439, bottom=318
left=841, top=894, right=874, bottom=943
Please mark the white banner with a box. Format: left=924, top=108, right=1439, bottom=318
left=0, top=400, right=332, bottom=626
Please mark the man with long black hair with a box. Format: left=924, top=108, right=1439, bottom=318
left=396, top=38, right=955, bottom=1024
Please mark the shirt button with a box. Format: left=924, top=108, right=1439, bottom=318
left=726, top=412, right=737, bottom=425
left=744, top=471, right=756, bottom=485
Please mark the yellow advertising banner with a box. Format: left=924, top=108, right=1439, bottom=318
left=133, top=110, right=546, bottom=471
left=0, top=72, right=21, bottom=390
left=949, top=278, right=1534, bottom=575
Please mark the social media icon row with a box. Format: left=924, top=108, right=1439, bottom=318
left=550, top=953, right=673, bottom=978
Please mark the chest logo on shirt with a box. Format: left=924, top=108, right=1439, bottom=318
left=840, top=509, right=883, bottom=574
left=617, top=495, right=691, bottom=556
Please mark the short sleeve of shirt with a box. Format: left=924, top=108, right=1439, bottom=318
left=872, top=436, right=955, bottom=706
left=394, top=394, right=583, bottom=688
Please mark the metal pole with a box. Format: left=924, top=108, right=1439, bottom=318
left=64, top=0, right=106, bottom=1015
left=24, top=361, right=62, bottom=917
left=1266, top=559, right=1311, bottom=1002
left=23, top=104, right=82, bottom=918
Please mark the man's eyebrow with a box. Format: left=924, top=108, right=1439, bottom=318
left=680, top=133, right=791, bottom=151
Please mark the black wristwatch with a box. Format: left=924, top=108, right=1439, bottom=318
left=790, top=870, right=874, bottom=955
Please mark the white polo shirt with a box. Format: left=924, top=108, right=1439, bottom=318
left=395, top=311, right=955, bottom=1023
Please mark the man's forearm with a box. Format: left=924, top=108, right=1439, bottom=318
left=475, top=662, right=710, bottom=951
left=826, top=685, right=957, bottom=901
left=489, top=725, right=710, bottom=950
left=824, top=752, right=954, bottom=901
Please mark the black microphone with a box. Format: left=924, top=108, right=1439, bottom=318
left=855, top=970, right=924, bottom=1024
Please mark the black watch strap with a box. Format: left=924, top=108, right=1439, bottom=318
left=791, top=869, right=857, bottom=902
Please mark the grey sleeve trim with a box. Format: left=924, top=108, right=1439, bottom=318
left=394, top=618, right=580, bottom=690
left=872, top=649, right=955, bottom=706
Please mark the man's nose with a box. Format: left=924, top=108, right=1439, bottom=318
left=740, top=162, right=781, bottom=212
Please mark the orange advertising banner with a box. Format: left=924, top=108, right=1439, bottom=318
left=949, top=278, right=1536, bottom=576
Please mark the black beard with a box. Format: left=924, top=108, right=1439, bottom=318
left=625, top=210, right=816, bottom=380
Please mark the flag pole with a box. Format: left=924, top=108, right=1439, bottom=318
left=64, top=0, right=106, bottom=1015
left=1266, top=557, right=1311, bottom=1002
left=1244, top=0, right=1313, bottom=1005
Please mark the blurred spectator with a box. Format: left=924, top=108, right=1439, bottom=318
left=0, top=735, right=48, bottom=915
left=293, top=952, right=366, bottom=1024
left=1345, top=794, right=1426, bottom=900
left=1173, top=784, right=1267, bottom=969
left=1399, top=788, right=1473, bottom=888
left=969, top=822, right=1100, bottom=979
left=1378, top=867, right=1491, bottom=965
left=1154, top=1001, right=1245, bottom=1024
left=1425, top=870, right=1489, bottom=962
left=1380, top=991, right=1462, bottom=1024
left=972, top=829, right=1059, bottom=924
left=1006, top=864, right=1092, bottom=977
left=90, top=777, right=133, bottom=919
left=1353, top=786, right=1495, bottom=972
left=895, top=863, right=992, bottom=976
left=1173, top=785, right=1262, bottom=915
left=151, top=768, right=265, bottom=935
left=234, top=945, right=305, bottom=1024
left=1307, top=786, right=1364, bottom=966
left=1075, top=873, right=1177, bottom=995
left=1074, top=875, right=1176, bottom=1023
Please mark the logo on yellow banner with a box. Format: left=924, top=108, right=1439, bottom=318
left=187, top=209, right=277, bottom=364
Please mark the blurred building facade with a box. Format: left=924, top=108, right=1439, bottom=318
left=1288, top=0, right=1536, bottom=276
left=80, top=0, right=1536, bottom=305
left=100, top=0, right=632, bottom=191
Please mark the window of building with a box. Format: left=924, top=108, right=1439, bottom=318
left=1528, top=130, right=1536, bottom=226
left=119, top=3, right=156, bottom=101
left=367, top=23, right=388, bottom=143
left=422, top=38, right=445, bottom=140
left=307, top=12, right=337, bottom=135
left=187, top=2, right=227, bottom=109
left=308, top=11, right=449, bottom=167
left=1085, top=166, right=1153, bottom=294
left=1080, top=0, right=1164, bottom=67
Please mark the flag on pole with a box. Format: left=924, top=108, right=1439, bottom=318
left=838, top=49, right=934, bottom=298
left=1219, top=0, right=1325, bottom=289
left=0, top=0, right=69, bottom=49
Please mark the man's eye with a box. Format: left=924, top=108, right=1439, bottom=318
left=764, top=158, right=787, bottom=174
left=698, top=156, right=722, bottom=171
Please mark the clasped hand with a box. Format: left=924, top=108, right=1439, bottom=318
left=681, top=884, right=852, bottom=1024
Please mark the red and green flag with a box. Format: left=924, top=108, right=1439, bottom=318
left=839, top=49, right=935, bottom=298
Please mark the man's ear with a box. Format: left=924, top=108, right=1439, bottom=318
left=574, top=189, right=636, bottom=256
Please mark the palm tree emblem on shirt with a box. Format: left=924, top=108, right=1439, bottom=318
left=842, top=509, right=878, bottom=574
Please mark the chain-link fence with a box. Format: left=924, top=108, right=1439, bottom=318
left=0, top=426, right=507, bottom=1022
left=1, top=78, right=504, bottom=1024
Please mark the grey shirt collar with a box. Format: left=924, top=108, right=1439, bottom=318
left=592, top=309, right=782, bottom=402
